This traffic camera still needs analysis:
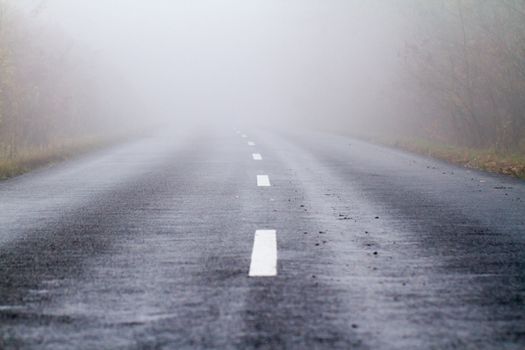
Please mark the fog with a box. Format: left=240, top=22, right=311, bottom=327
left=11, top=0, right=405, bottom=132
left=6, top=0, right=523, bottom=153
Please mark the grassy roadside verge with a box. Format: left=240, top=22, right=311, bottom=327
left=327, top=127, right=525, bottom=180
left=0, top=136, right=121, bottom=180
left=377, top=137, right=525, bottom=180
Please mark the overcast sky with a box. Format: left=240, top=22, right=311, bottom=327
left=10, top=0, right=405, bottom=129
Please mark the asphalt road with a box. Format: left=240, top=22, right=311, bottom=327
left=0, top=127, right=524, bottom=349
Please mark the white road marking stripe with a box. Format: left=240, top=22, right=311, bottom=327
left=249, top=230, right=277, bottom=277
left=248, top=141, right=256, bottom=146
left=257, top=175, right=271, bottom=187
left=241, top=134, right=248, bottom=138
left=252, top=153, right=262, bottom=160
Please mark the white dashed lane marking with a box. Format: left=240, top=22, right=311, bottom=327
left=249, top=230, right=277, bottom=277
left=239, top=136, right=276, bottom=277
left=257, top=175, right=271, bottom=187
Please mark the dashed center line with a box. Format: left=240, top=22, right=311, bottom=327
left=249, top=230, right=277, bottom=277
left=239, top=136, right=276, bottom=277
left=257, top=175, right=271, bottom=187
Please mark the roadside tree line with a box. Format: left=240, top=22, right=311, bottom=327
left=0, top=2, right=140, bottom=160
left=400, top=0, right=525, bottom=152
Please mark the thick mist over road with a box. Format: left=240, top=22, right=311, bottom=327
left=5, top=0, right=525, bottom=155
left=13, top=0, right=404, bottom=131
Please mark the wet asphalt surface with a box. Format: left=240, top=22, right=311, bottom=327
left=0, top=127, right=524, bottom=349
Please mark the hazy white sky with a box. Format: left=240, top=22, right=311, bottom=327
left=11, top=0, right=405, bottom=129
